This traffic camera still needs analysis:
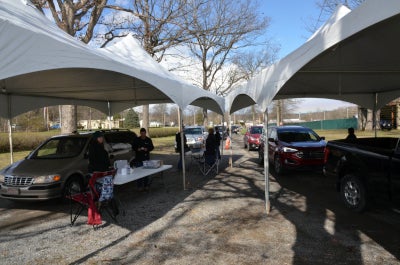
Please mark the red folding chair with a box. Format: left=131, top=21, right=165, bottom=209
left=67, top=169, right=119, bottom=228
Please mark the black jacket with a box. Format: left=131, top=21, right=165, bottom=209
left=176, top=132, right=188, bottom=154
left=88, top=141, right=110, bottom=173
left=215, top=131, right=222, bottom=146
left=133, top=136, right=154, bottom=162
left=205, top=134, right=217, bottom=156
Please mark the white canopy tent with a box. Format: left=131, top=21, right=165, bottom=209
left=226, top=0, right=400, bottom=213
left=0, top=0, right=224, bottom=118
left=0, top=0, right=225, bottom=189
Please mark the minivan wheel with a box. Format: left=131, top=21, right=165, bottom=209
left=62, top=176, right=83, bottom=202
left=340, top=174, right=367, bottom=212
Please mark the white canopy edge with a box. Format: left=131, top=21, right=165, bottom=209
left=226, top=0, right=400, bottom=113
left=0, top=0, right=224, bottom=119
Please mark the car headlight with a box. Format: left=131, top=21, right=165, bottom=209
left=282, top=147, right=298, bottom=153
left=34, top=175, right=61, bottom=184
left=294, top=151, right=304, bottom=158
left=0, top=174, right=4, bottom=183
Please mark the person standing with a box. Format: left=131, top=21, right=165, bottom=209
left=215, top=127, right=222, bottom=159
left=345, top=127, right=357, bottom=142
left=176, top=126, right=188, bottom=170
left=133, top=128, right=154, bottom=191
left=88, top=131, right=110, bottom=173
left=204, top=127, right=217, bottom=165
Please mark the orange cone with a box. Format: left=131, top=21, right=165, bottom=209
left=224, top=137, right=231, bottom=150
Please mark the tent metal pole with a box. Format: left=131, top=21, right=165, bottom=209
left=221, top=115, right=224, bottom=157
left=178, top=108, right=186, bottom=190
left=228, top=113, right=232, bottom=168
left=263, top=109, right=270, bottom=214
left=374, top=93, right=378, bottom=138
left=7, top=94, right=13, bottom=164
left=107, top=101, right=112, bottom=129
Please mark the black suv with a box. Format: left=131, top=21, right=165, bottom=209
left=0, top=129, right=136, bottom=201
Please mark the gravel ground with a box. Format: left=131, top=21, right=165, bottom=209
left=0, top=135, right=399, bottom=265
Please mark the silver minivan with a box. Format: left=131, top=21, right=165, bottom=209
left=0, top=130, right=136, bottom=201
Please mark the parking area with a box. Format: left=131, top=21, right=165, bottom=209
left=0, top=134, right=399, bottom=264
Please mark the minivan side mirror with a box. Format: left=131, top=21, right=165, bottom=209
left=320, top=136, right=325, bottom=140
left=268, top=138, right=275, bottom=142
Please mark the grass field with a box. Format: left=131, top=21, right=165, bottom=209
left=314, top=129, right=400, bottom=141
left=0, top=130, right=399, bottom=169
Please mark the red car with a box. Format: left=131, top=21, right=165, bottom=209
left=258, top=126, right=326, bottom=175
left=243, top=126, right=263, bottom=150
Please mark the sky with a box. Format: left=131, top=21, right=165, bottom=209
left=259, top=0, right=356, bottom=113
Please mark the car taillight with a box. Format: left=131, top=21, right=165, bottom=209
left=324, top=147, right=330, bottom=164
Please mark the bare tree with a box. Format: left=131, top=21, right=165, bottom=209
left=183, top=0, right=270, bottom=125
left=105, top=0, right=191, bottom=132
left=32, top=0, right=108, bottom=133
left=151, top=104, right=169, bottom=126
left=307, top=0, right=365, bottom=33
left=218, top=46, right=279, bottom=95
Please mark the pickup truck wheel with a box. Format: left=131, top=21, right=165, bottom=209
left=340, top=174, right=366, bottom=212
left=274, top=155, right=284, bottom=175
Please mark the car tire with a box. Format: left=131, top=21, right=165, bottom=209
left=244, top=141, right=247, bottom=149
left=258, top=151, right=264, bottom=165
left=274, top=155, right=284, bottom=175
left=340, top=174, right=367, bottom=212
left=62, top=176, right=83, bottom=203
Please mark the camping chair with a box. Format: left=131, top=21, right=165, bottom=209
left=67, top=169, right=119, bottom=228
left=196, top=152, right=219, bottom=176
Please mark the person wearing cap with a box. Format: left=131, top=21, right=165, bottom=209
left=88, top=131, right=111, bottom=173
left=133, top=128, right=154, bottom=191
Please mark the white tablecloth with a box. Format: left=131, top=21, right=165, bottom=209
left=113, top=165, right=172, bottom=185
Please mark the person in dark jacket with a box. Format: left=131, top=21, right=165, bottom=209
left=176, top=126, right=188, bottom=170
left=345, top=127, right=357, bottom=142
left=215, top=127, right=222, bottom=159
left=133, top=128, right=154, bottom=191
left=204, top=127, right=217, bottom=165
left=88, top=131, right=110, bottom=173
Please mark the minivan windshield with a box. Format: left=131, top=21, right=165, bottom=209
left=32, top=137, right=87, bottom=159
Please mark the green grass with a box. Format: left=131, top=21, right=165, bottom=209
left=314, top=129, right=399, bottom=141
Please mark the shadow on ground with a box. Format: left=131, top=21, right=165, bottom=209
left=0, top=134, right=399, bottom=264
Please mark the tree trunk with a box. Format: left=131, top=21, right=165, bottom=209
left=142, top=104, right=149, bottom=132
left=61, top=105, right=77, bottom=133
left=202, top=108, right=208, bottom=127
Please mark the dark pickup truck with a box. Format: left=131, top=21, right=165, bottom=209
left=324, top=137, right=400, bottom=212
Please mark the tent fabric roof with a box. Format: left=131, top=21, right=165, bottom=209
left=228, top=0, right=400, bottom=114
left=0, top=0, right=224, bottom=118
left=100, top=35, right=225, bottom=114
